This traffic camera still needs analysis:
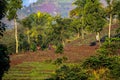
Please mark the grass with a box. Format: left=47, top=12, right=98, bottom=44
left=3, top=62, right=57, bottom=80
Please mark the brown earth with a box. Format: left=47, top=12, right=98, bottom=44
left=10, top=45, right=99, bottom=66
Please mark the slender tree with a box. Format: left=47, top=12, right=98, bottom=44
left=7, top=0, right=22, bottom=53
left=105, top=0, right=120, bottom=38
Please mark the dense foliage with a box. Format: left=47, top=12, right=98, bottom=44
left=0, top=0, right=120, bottom=80
left=0, top=44, right=10, bottom=80
left=0, top=0, right=7, bottom=36
left=48, top=38, right=120, bottom=80
left=48, top=65, right=89, bottom=80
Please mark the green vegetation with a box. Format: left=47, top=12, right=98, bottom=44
left=0, top=0, right=7, bottom=37
left=0, top=0, right=120, bottom=80
left=3, top=62, right=57, bottom=80
left=1, top=0, right=120, bottom=54
left=48, top=38, right=120, bottom=80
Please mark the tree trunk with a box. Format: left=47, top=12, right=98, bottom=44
left=96, top=32, right=101, bottom=46
left=81, top=27, right=84, bottom=39
left=108, top=14, right=112, bottom=39
left=27, top=29, right=30, bottom=44
left=62, top=40, right=65, bottom=46
left=14, top=18, right=18, bottom=53
left=77, top=32, right=80, bottom=38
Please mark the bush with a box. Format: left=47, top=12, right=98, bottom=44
left=55, top=44, right=64, bottom=54
left=53, top=57, right=68, bottom=66
left=48, top=65, right=88, bottom=80
left=40, top=42, right=48, bottom=50
left=97, top=38, right=120, bottom=56
left=30, top=42, right=37, bottom=51
left=7, top=42, right=16, bottom=54
left=82, top=38, right=120, bottom=80
left=108, top=57, right=120, bottom=79
left=53, top=58, right=63, bottom=66
left=82, top=55, right=114, bottom=70
left=0, top=44, right=10, bottom=79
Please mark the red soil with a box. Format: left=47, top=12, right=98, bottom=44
left=10, top=45, right=99, bottom=66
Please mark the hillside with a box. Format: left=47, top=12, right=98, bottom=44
left=2, top=24, right=120, bottom=80
left=1, top=0, right=120, bottom=80
left=9, top=24, right=119, bottom=66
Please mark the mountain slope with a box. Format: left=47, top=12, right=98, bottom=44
left=18, top=0, right=74, bottom=19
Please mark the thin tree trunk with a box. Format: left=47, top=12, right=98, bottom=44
left=77, top=32, right=80, bottom=38
left=62, top=40, right=65, bottom=46
left=108, top=14, right=112, bottom=39
left=81, top=27, right=84, bottom=39
left=96, top=32, right=101, bottom=46
left=14, top=18, right=18, bottom=53
left=81, top=8, right=85, bottom=39
left=27, top=29, right=30, bottom=44
left=28, top=34, right=30, bottom=44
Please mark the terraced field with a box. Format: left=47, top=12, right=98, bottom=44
left=3, top=62, right=56, bottom=80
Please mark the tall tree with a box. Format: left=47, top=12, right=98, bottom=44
left=51, top=16, right=72, bottom=46
left=85, top=0, right=106, bottom=45
left=70, top=18, right=82, bottom=38
left=105, top=0, right=120, bottom=38
left=20, top=13, right=35, bottom=46
left=20, top=12, right=53, bottom=50
left=70, top=0, right=90, bottom=39
left=7, top=0, right=22, bottom=53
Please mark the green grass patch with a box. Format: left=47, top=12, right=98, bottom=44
left=3, top=62, right=57, bottom=80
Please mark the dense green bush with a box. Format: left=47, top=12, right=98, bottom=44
left=40, top=42, right=48, bottom=50
left=82, top=55, right=113, bottom=70
left=19, top=33, right=30, bottom=51
left=82, top=38, right=120, bottom=80
left=97, top=38, right=120, bottom=56
left=48, top=65, right=88, bottom=80
left=0, top=44, right=10, bottom=79
left=53, top=56, right=68, bottom=66
left=49, top=37, right=120, bottom=80
left=0, top=30, right=16, bottom=54
left=7, top=42, right=16, bottom=54
left=30, top=42, right=37, bottom=51
left=55, top=44, right=64, bottom=54
left=108, top=57, right=120, bottom=79
left=53, top=58, right=63, bottom=66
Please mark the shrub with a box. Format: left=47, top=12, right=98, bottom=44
left=82, top=38, right=120, bottom=80
left=30, top=42, right=37, bottom=51
left=53, top=58, right=63, bottom=66
left=55, top=44, right=64, bottom=54
left=108, top=57, right=120, bottom=79
left=53, top=57, right=68, bottom=66
left=48, top=65, right=88, bottom=80
left=82, top=55, right=114, bottom=70
left=97, top=38, right=120, bottom=56
left=0, top=44, right=10, bottom=79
